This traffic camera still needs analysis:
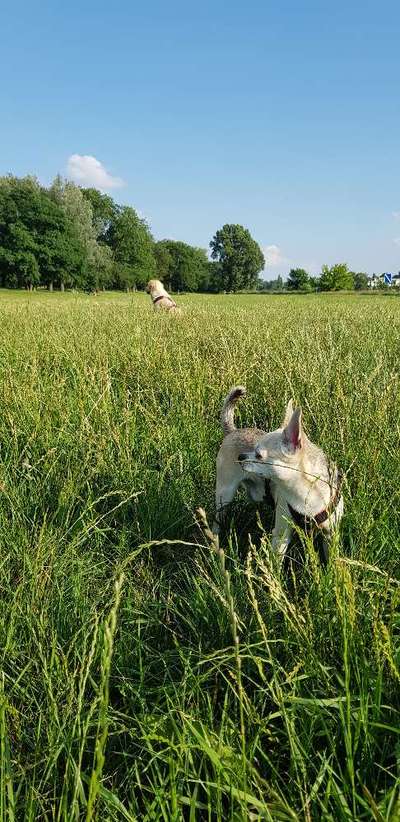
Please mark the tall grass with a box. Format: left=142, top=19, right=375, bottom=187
left=0, top=289, right=399, bottom=820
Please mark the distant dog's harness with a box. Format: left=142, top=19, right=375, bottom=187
left=287, top=467, right=343, bottom=533
left=153, top=294, right=177, bottom=308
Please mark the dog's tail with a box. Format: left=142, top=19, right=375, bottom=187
left=220, top=386, right=246, bottom=435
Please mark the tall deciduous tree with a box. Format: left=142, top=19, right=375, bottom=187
left=154, top=240, right=208, bottom=291
left=49, top=177, right=112, bottom=290
left=81, top=188, right=118, bottom=243
left=0, top=175, right=73, bottom=289
left=205, top=260, right=222, bottom=292
left=319, top=263, right=354, bottom=291
left=154, top=241, right=174, bottom=286
left=39, top=225, right=84, bottom=290
left=287, top=268, right=310, bottom=291
left=354, top=271, right=368, bottom=291
left=209, top=224, right=265, bottom=292
left=309, top=276, right=320, bottom=291
left=107, top=207, right=156, bottom=289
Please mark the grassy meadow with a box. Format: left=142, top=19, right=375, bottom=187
left=0, top=288, right=399, bottom=821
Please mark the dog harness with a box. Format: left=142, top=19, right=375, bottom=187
left=153, top=294, right=177, bottom=308
left=287, top=468, right=343, bottom=533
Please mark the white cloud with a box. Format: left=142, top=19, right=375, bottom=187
left=392, top=211, right=400, bottom=220
left=263, top=244, right=287, bottom=267
left=261, top=245, right=320, bottom=281
left=394, top=237, right=400, bottom=246
left=66, top=154, right=125, bottom=190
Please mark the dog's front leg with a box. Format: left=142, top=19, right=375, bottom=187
left=271, top=504, right=292, bottom=561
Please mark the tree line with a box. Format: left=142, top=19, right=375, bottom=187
left=258, top=265, right=399, bottom=292
left=0, top=175, right=265, bottom=293
left=0, top=175, right=394, bottom=294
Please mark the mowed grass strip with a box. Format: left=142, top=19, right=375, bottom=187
left=0, top=290, right=399, bottom=821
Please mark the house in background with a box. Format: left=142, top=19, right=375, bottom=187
left=368, top=272, right=400, bottom=288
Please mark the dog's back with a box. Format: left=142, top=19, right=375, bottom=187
left=146, top=279, right=179, bottom=312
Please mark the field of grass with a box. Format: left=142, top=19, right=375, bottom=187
left=0, top=288, right=399, bottom=821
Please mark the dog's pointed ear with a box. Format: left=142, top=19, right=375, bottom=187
left=281, top=398, right=294, bottom=428
left=282, top=407, right=303, bottom=452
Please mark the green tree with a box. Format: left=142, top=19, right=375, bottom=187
left=309, top=276, right=321, bottom=291
left=81, top=188, right=118, bottom=243
left=85, top=243, right=113, bottom=292
left=0, top=175, right=74, bottom=289
left=257, top=278, right=273, bottom=291
left=354, top=271, right=368, bottom=291
left=287, top=268, right=310, bottom=291
left=209, top=224, right=265, bottom=292
left=3, top=223, right=39, bottom=289
left=112, top=262, right=135, bottom=291
left=39, top=225, right=85, bottom=291
left=196, top=251, right=211, bottom=291
left=257, top=276, right=286, bottom=291
left=107, top=206, right=156, bottom=289
left=154, top=241, right=174, bottom=286
left=50, top=177, right=112, bottom=290
left=14, top=250, right=40, bottom=290
left=204, top=260, right=222, bottom=292
left=155, top=240, right=208, bottom=292
left=319, top=263, right=354, bottom=291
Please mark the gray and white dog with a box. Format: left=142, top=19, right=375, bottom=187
left=214, top=386, right=343, bottom=560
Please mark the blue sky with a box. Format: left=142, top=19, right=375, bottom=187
left=1, top=0, right=399, bottom=277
